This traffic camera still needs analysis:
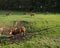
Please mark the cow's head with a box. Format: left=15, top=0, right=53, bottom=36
left=9, top=27, right=17, bottom=35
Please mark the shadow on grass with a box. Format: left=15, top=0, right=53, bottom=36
left=0, top=36, right=10, bottom=46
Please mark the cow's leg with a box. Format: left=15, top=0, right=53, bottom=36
left=23, top=32, right=26, bottom=36
left=22, top=32, right=26, bottom=40
left=11, top=35, right=15, bottom=39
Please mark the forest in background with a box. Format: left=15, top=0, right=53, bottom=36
left=0, top=0, right=60, bottom=13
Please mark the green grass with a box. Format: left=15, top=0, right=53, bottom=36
left=0, top=12, right=60, bottom=48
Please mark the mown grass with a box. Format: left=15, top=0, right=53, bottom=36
left=0, top=12, right=60, bottom=48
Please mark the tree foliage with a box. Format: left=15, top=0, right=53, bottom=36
left=0, top=0, right=60, bottom=12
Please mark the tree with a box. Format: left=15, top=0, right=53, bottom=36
left=0, top=0, right=60, bottom=13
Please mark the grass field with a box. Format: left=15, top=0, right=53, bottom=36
left=0, top=11, right=60, bottom=48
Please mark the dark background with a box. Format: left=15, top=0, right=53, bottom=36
left=0, top=0, right=60, bottom=13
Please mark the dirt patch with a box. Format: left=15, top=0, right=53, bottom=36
left=13, top=21, right=29, bottom=27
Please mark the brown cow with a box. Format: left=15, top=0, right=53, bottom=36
left=10, top=27, right=18, bottom=35
left=9, top=26, right=26, bottom=38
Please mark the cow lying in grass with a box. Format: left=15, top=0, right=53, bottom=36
left=6, top=11, right=12, bottom=16
left=30, top=12, right=35, bottom=16
left=9, top=26, right=26, bottom=39
left=23, top=12, right=26, bottom=15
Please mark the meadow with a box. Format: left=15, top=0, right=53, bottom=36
left=0, top=11, right=60, bottom=48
